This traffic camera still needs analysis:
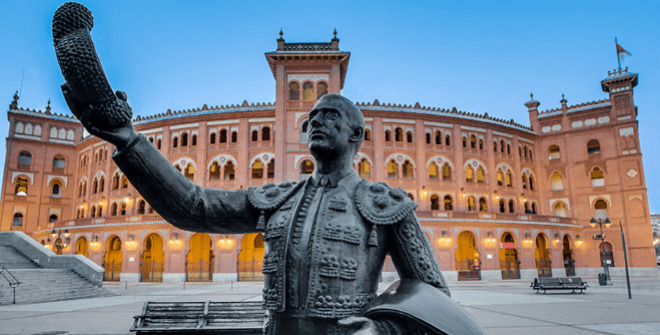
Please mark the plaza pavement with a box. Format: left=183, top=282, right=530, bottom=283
left=1, top=273, right=659, bottom=335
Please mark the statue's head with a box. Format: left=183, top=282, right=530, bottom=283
left=307, top=94, right=364, bottom=161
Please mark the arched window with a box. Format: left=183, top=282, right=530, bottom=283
left=477, top=167, right=485, bottom=183
left=551, top=172, right=563, bottom=191
left=12, top=213, right=23, bottom=227
left=317, top=82, right=328, bottom=99
left=444, top=195, right=453, bottom=210
left=591, top=167, right=605, bottom=187
left=430, top=195, right=440, bottom=210
left=209, top=162, right=221, bottom=180
left=529, top=176, right=535, bottom=190
left=251, top=130, right=259, bottom=142
left=220, top=129, right=228, bottom=143
left=184, top=163, right=195, bottom=180
left=385, top=130, right=391, bottom=142
left=49, top=214, right=58, bottom=223
left=499, top=199, right=505, bottom=213
left=478, top=139, right=484, bottom=150
left=300, top=160, right=314, bottom=174
left=172, top=136, right=178, bottom=148
left=507, top=143, right=511, bottom=154
left=554, top=202, right=567, bottom=217
left=181, top=133, right=188, bottom=146
left=267, top=159, right=275, bottom=179
left=91, top=206, right=96, bottom=217
left=406, top=131, right=413, bottom=143
left=509, top=200, right=515, bottom=213
left=120, top=203, right=127, bottom=216
left=112, top=173, right=120, bottom=190
left=522, top=175, right=528, bottom=189
left=231, top=131, right=238, bottom=143
left=442, top=163, right=451, bottom=181
left=387, top=160, right=398, bottom=179
left=594, top=199, right=608, bottom=219
left=111, top=203, right=118, bottom=216
left=467, top=196, right=476, bottom=211
left=465, top=165, right=474, bottom=182
left=157, top=139, right=162, bottom=149
left=479, top=197, right=487, bottom=212
left=18, top=151, right=32, bottom=167
left=493, top=141, right=498, bottom=152
left=300, top=120, right=309, bottom=142
left=303, top=82, right=314, bottom=100
left=402, top=160, right=414, bottom=179
left=428, top=162, right=439, bottom=180
left=524, top=146, right=528, bottom=158
left=524, top=202, right=530, bottom=214
left=224, top=161, right=235, bottom=180
left=532, top=202, right=537, bottom=214
left=462, top=136, right=467, bottom=148
left=395, top=128, right=403, bottom=142
left=426, top=133, right=431, bottom=144
left=587, top=140, right=601, bottom=154
left=364, top=128, right=371, bottom=141
left=500, top=140, right=505, bottom=153
left=262, top=127, right=271, bottom=141
left=137, top=200, right=146, bottom=214
left=497, top=170, right=503, bottom=186
left=97, top=206, right=102, bottom=217
left=92, top=178, right=98, bottom=194
left=209, top=132, right=216, bottom=144
left=358, top=158, right=371, bottom=178
left=99, top=177, right=104, bottom=192
left=191, top=134, right=197, bottom=146
left=252, top=160, right=264, bottom=179
left=548, top=145, right=560, bottom=160
left=289, top=82, right=300, bottom=100
left=53, top=155, right=65, bottom=169
left=506, top=172, right=512, bottom=187
left=434, top=131, right=441, bottom=145
left=470, top=135, right=476, bottom=148
left=445, top=135, right=451, bottom=146
left=51, top=182, right=61, bottom=197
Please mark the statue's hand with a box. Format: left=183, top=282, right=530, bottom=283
left=338, top=316, right=384, bottom=335
left=62, top=83, right=138, bottom=150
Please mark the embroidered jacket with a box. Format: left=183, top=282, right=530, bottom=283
left=113, top=134, right=449, bottom=320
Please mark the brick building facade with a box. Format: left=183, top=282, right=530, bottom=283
left=1, top=36, right=655, bottom=282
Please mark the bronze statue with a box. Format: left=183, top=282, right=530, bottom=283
left=53, top=2, right=485, bottom=334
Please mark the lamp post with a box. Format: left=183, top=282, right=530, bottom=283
left=590, top=217, right=612, bottom=286
left=50, top=228, right=71, bottom=255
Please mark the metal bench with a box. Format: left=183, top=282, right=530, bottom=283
left=130, top=301, right=264, bottom=334
left=531, top=277, right=588, bottom=294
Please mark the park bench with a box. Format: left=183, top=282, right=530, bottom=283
left=130, top=301, right=264, bottom=334
left=531, top=277, right=588, bottom=294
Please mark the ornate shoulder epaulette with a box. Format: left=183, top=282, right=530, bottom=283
left=355, top=180, right=418, bottom=226
left=355, top=180, right=417, bottom=247
left=247, top=181, right=302, bottom=230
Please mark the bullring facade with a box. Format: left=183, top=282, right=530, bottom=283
left=1, top=35, right=655, bottom=282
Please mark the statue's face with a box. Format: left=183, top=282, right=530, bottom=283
left=307, top=97, right=356, bottom=160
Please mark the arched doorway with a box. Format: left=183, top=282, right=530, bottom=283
left=563, top=235, right=576, bottom=276
left=140, top=233, right=165, bottom=282
left=599, top=242, right=615, bottom=267
left=535, top=234, right=552, bottom=278
left=499, top=233, right=520, bottom=279
left=76, top=236, right=89, bottom=258
left=237, top=233, right=264, bottom=281
left=103, top=235, right=122, bottom=281
left=455, top=231, right=481, bottom=281
left=186, top=233, right=214, bottom=282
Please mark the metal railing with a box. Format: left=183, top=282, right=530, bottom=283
left=0, top=264, right=21, bottom=304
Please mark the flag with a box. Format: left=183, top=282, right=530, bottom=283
left=616, top=43, right=631, bottom=60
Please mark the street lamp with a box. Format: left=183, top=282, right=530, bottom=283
left=50, top=228, right=71, bottom=255
left=590, top=217, right=612, bottom=286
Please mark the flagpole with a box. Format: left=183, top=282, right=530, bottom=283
left=615, top=37, right=621, bottom=70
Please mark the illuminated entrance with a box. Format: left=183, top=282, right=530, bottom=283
left=75, top=236, right=88, bottom=258
left=535, top=234, right=552, bottom=278
left=186, top=233, right=215, bottom=282
left=562, top=235, right=576, bottom=276
left=140, top=233, right=164, bottom=282
left=455, top=231, right=481, bottom=281
left=103, top=235, right=122, bottom=281
left=499, top=233, right=520, bottom=279
left=237, top=233, right=264, bottom=281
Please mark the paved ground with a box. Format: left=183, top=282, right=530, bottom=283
left=1, top=274, right=659, bottom=334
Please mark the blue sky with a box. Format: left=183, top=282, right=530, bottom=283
left=1, top=0, right=659, bottom=213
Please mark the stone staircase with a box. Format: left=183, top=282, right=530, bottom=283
left=0, top=245, right=115, bottom=305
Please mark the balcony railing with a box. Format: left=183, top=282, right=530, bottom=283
left=417, top=210, right=579, bottom=225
